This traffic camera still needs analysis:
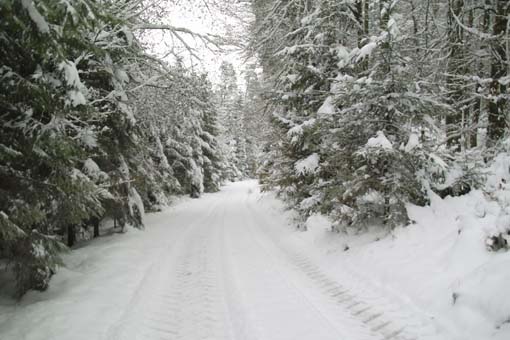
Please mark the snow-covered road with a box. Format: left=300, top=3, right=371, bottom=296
left=0, top=181, right=454, bottom=340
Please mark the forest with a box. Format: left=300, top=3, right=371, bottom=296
left=0, top=0, right=265, bottom=296
left=1, top=0, right=510, bottom=326
left=255, top=0, right=510, bottom=230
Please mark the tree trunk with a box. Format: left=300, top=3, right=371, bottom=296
left=92, top=217, right=100, bottom=238
left=355, top=0, right=364, bottom=46
left=446, top=0, right=465, bottom=150
left=468, top=7, right=479, bottom=148
left=488, top=0, right=509, bottom=143
left=380, top=0, right=391, bottom=75
left=67, top=225, right=75, bottom=248
left=364, top=0, right=369, bottom=35
left=354, top=0, right=370, bottom=70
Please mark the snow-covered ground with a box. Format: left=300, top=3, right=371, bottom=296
left=0, top=180, right=508, bottom=340
left=264, top=189, right=510, bottom=340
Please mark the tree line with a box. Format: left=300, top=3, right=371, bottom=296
left=251, top=0, right=509, bottom=230
left=0, top=0, right=254, bottom=297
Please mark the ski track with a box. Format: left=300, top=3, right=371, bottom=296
left=95, top=182, right=453, bottom=340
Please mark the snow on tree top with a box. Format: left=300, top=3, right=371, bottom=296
left=366, top=131, right=392, bottom=150
left=355, top=41, right=377, bottom=63
left=358, top=189, right=384, bottom=205
left=287, top=74, right=299, bottom=84
left=59, top=61, right=83, bottom=88
left=318, top=97, right=335, bottom=115
left=21, top=0, right=50, bottom=34
left=336, top=45, right=349, bottom=68
left=78, top=129, right=98, bottom=149
left=31, top=241, right=47, bottom=259
left=83, top=158, right=100, bottom=175
left=115, top=68, right=130, bottom=85
left=287, top=119, right=316, bottom=137
left=295, top=153, right=320, bottom=175
left=67, top=90, right=86, bottom=107
left=404, top=133, right=420, bottom=152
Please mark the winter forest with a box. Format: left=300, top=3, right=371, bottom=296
left=1, top=1, right=510, bottom=340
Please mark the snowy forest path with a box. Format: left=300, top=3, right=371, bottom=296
left=105, top=181, right=453, bottom=340
left=0, top=181, right=456, bottom=340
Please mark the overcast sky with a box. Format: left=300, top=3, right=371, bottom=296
left=141, top=0, right=253, bottom=87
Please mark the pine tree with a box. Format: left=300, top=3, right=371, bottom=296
left=0, top=0, right=144, bottom=295
left=250, top=0, right=492, bottom=230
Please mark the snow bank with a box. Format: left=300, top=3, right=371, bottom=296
left=257, top=182, right=510, bottom=340
left=347, top=190, right=509, bottom=339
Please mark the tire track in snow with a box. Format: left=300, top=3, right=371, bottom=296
left=156, top=213, right=231, bottom=340
left=106, top=190, right=259, bottom=340
left=106, top=182, right=452, bottom=340
left=221, top=188, right=367, bottom=340
left=243, top=196, right=451, bottom=340
left=105, top=198, right=226, bottom=340
left=238, top=203, right=373, bottom=340
left=145, top=192, right=259, bottom=340
left=216, top=193, right=261, bottom=340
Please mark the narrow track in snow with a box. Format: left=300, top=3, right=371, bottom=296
left=244, top=196, right=450, bottom=340
left=103, top=181, right=454, bottom=340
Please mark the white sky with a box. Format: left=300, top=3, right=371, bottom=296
left=141, top=0, right=254, bottom=88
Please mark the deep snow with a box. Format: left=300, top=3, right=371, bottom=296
left=0, top=181, right=508, bottom=340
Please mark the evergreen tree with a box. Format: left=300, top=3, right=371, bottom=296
left=250, top=0, right=495, bottom=230
left=0, top=0, right=138, bottom=295
left=0, top=0, right=179, bottom=295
